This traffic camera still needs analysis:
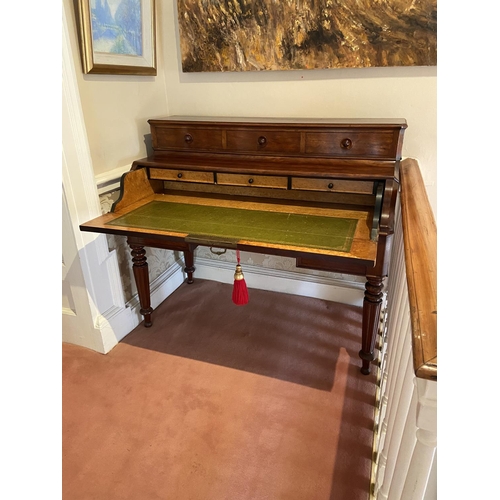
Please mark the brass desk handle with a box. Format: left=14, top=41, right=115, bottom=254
left=185, top=235, right=237, bottom=248
left=258, top=136, right=267, bottom=146
left=210, top=247, right=227, bottom=256
left=184, top=133, right=193, bottom=143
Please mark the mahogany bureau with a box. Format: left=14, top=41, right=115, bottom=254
left=80, top=116, right=407, bottom=374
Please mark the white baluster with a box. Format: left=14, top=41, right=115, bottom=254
left=400, top=379, right=437, bottom=499
left=376, top=329, right=413, bottom=498
left=373, top=225, right=407, bottom=491
left=386, top=370, right=418, bottom=499
left=371, top=198, right=437, bottom=500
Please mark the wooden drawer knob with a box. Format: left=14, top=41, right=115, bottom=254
left=340, top=138, right=352, bottom=149
left=258, top=136, right=267, bottom=146
left=184, top=133, right=193, bottom=143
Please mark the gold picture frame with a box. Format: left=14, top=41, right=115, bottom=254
left=77, top=0, right=156, bottom=76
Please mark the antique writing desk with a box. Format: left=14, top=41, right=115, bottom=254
left=80, top=117, right=407, bottom=374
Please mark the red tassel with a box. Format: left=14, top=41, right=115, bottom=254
left=232, top=250, right=249, bottom=305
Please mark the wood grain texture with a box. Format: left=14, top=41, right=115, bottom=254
left=111, top=168, right=157, bottom=212
left=217, top=172, right=289, bottom=189
left=400, top=158, right=437, bottom=380
left=291, top=177, right=374, bottom=194
left=149, top=118, right=407, bottom=160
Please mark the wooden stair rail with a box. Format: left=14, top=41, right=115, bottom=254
left=399, top=159, right=437, bottom=381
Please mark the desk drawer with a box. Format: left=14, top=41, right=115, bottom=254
left=291, top=177, right=374, bottom=194
left=152, top=126, right=223, bottom=151
left=217, top=173, right=288, bottom=189
left=149, top=168, right=214, bottom=184
left=226, top=129, right=301, bottom=154
left=305, top=130, right=398, bottom=158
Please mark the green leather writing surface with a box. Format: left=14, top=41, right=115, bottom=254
left=107, top=201, right=357, bottom=252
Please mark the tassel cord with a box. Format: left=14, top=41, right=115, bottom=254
left=232, top=249, right=249, bottom=305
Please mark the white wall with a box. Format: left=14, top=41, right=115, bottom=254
left=162, top=1, right=437, bottom=216
left=63, top=0, right=170, bottom=176
left=65, top=0, right=436, bottom=214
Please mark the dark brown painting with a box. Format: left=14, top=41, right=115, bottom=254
left=177, top=0, right=437, bottom=72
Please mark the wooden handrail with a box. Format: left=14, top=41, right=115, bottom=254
left=400, top=159, right=437, bottom=381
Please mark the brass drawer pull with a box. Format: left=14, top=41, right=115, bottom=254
left=184, top=133, right=193, bottom=143
left=210, top=247, right=227, bottom=256
left=328, top=183, right=334, bottom=189
left=248, top=178, right=254, bottom=184
left=340, top=138, right=352, bottom=149
left=185, top=235, right=237, bottom=248
left=177, top=172, right=183, bottom=178
left=258, top=136, right=267, bottom=146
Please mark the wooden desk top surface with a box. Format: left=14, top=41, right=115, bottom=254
left=81, top=191, right=377, bottom=263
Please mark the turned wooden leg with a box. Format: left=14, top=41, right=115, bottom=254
left=183, top=249, right=195, bottom=284
left=359, top=276, right=384, bottom=375
left=130, top=244, right=153, bottom=327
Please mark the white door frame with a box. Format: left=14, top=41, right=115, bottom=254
left=62, top=1, right=137, bottom=353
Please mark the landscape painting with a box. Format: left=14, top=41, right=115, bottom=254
left=90, top=0, right=143, bottom=56
left=77, top=0, right=156, bottom=75
left=177, top=0, right=437, bottom=72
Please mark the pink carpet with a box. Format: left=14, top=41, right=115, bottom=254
left=63, top=279, right=377, bottom=499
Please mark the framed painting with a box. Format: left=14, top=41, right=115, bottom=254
left=177, top=0, right=437, bottom=72
left=77, top=0, right=156, bottom=75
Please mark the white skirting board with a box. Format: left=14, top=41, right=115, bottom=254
left=192, top=257, right=365, bottom=307
left=93, top=262, right=186, bottom=352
